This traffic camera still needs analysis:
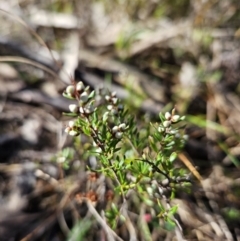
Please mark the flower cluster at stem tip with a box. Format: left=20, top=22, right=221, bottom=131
left=158, top=109, right=187, bottom=141
left=63, top=81, right=96, bottom=136
left=63, top=81, right=127, bottom=140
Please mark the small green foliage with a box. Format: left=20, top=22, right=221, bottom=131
left=55, top=147, right=75, bottom=170
left=223, top=207, right=240, bottom=222
left=164, top=218, right=176, bottom=231
left=67, top=219, right=92, bottom=241
left=62, top=81, right=190, bottom=232
left=105, top=203, right=120, bottom=229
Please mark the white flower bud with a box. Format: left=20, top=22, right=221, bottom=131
left=68, top=120, right=75, bottom=128
left=119, top=123, right=126, bottom=130
left=169, top=129, right=177, bottom=135
left=171, top=115, right=180, bottom=123
left=165, top=112, right=171, bottom=120
left=80, top=92, right=88, bottom=103
left=158, top=126, right=165, bottom=133
left=79, top=107, right=84, bottom=113
left=163, top=120, right=171, bottom=127
left=112, top=126, right=119, bottom=133
left=69, top=104, right=78, bottom=113
left=115, top=132, right=123, bottom=139
left=112, top=97, right=118, bottom=105
left=69, top=130, right=79, bottom=136
left=105, top=95, right=111, bottom=101
left=57, top=156, right=66, bottom=163
left=76, top=81, right=85, bottom=92
left=107, top=105, right=113, bottom=110
left=111, top=91, right=117, bottom=97
left=95, top=147, right=102, bottom=154
left=66, top=85, right=75, bottom=95
left=65, top=127, right=71, bottom=133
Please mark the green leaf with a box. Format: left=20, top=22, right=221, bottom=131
left=88, top=90, right=95, bottom=99
left=114, top=147, right=122, bottom=153
left=67, top=219, right=92, bottom=241
left=169, top=205, right=178, bottom=215
left=63, top=162, right=70, bottom=170
left=85, top=86, right=90, bottom=92
left=82, top=125, right=91, bottom=136
left=102, top=112, right=109, bottom=122
left=62, top=92, right=75, bottom=99
left=119, top=214, right=126, bottom=222
left=159, top=112, right=165, bottom=123
left=105, top=211, right=114, bottom=219
left=143, top=198, right=154, bottom=207
left=100, top=155, right=108, bottom=165
left=153, top=132, right=162, bottom=142
left=164, top=218, right=176, bottom=231
left=101, top=123, right=107, bottom=140
left=62, top=112, right=78, bottom=117
left=166, top=141, right=175, bottom=147
left=77, top=117, right=87, bottom=127
left=111, top=203, right=119, bottom=215
left=169, top=152, right=177, bottom=162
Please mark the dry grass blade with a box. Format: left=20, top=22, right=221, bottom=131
left=178, top=153, right=202, bottom=182
left=86, top=199, right=124, bottom=241
left=0, top=9, right=58, bottom=66
left=0, top=56, right=59, bottom=80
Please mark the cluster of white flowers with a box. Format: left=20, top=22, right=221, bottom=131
left=64, top=81, right=85, bottom=98
left=158, top=109, right=185, bottom=137
left=65, top=120, right=79, bottom=136
left=64, top=81, right=96, bottom=136
left=104, top=91, right=123, bottom=115
left=64, top=82, right=128, bottom=142
left=111, top=123, right=127, bottom=139
left=65, top=81, right=96, bottom=116
left=162, top=111, right=180, bottom=128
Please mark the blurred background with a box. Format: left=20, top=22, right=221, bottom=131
left=0, top=0, right=240, bottom=240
